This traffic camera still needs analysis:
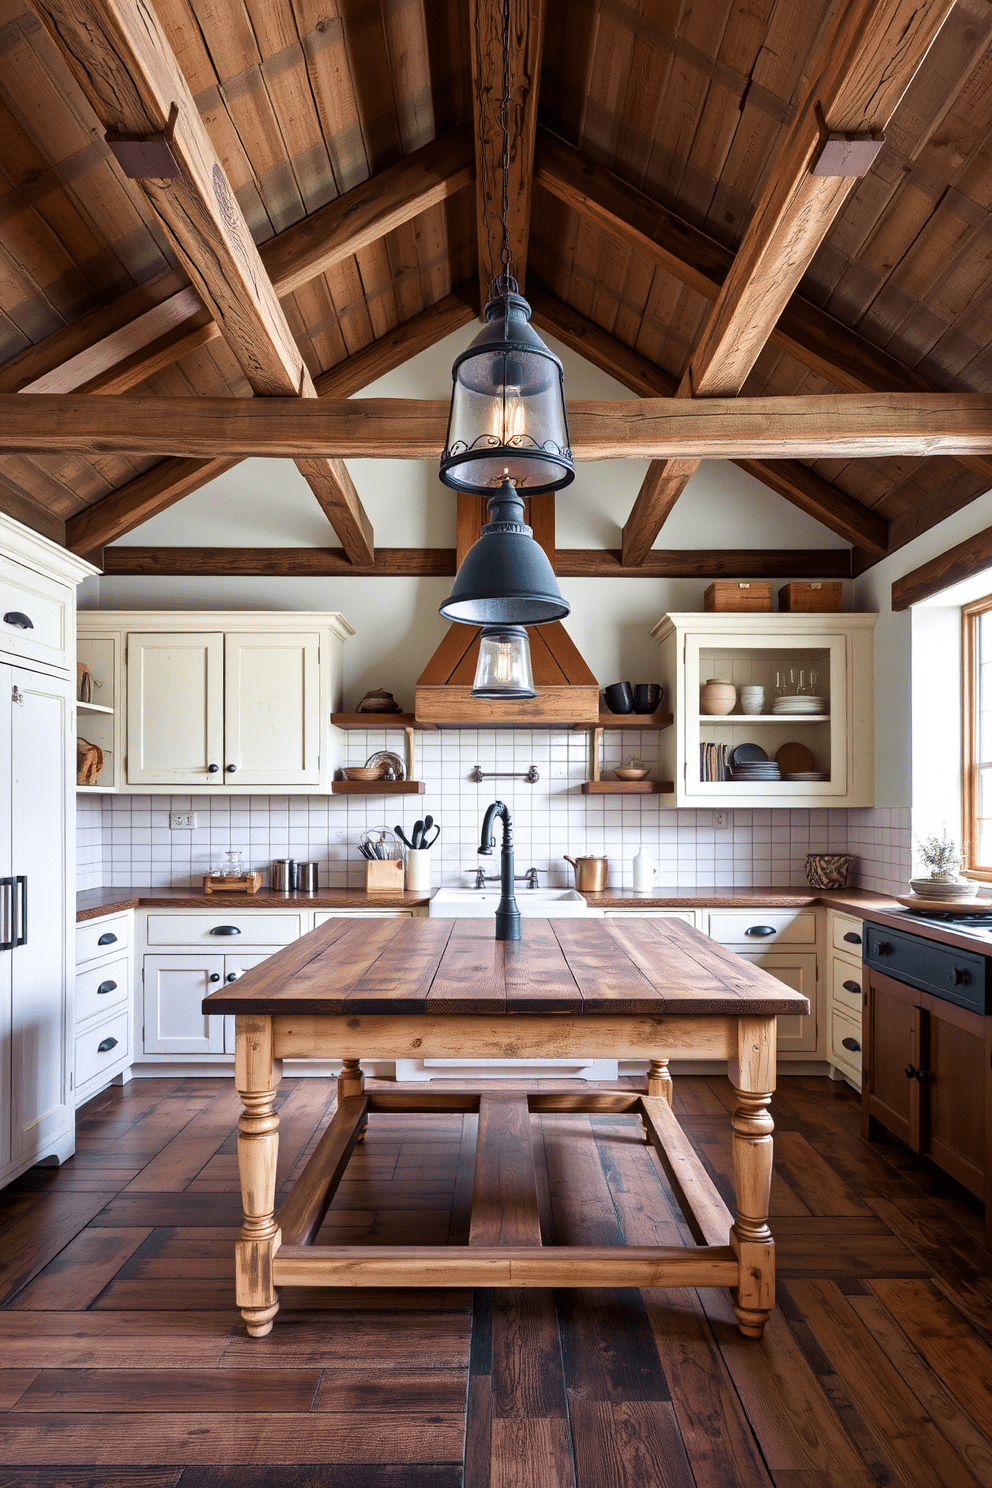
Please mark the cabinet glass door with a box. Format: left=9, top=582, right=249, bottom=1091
left=224, top=632, right=320, bottom=787
left=127, top=633, right=223, bottom=786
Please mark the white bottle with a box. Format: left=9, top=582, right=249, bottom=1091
left=632, top=847, right=659, bottom=892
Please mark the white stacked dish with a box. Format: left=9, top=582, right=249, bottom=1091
left=782, top=771, right=829, bottom=781
left=772, top=695, right=827, bottom=715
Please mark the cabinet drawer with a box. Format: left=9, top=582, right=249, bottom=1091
left=706, top=910, right=816, bottom=946
left=75, top=1010, right=130, bottom=1089
left=831, top=913, right=864, bottom=955
left=0, top=555, right=70, bottom=669
left=313, top=909, right=414, bottom=924
left=145, top=912, right=304, bottom=946
left=830, top=1008, right=863, bottom=1074
left=76, top=954, right=130, bottom=1024
left=831, top=957, right=863, bottom=1016
left=76, top=912, right=131, bottom=965
left=603, top=909, right=698, bottom=926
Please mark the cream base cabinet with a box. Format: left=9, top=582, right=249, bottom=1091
left=652, top=612, right=877, bottom=807
left=704, top=909, right=820, bottom=1056
left=74, top=910, right=133, bottom=1106
left=826, top=911, right=865, bottom=1088
left=78, top=611, right=352, bottom=794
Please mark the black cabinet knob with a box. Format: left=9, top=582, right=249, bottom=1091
left=208, top=972, right=221, bottom=982
left=97, top=1036, right=118, bottom=1053
left=207, top=764, right=219, bottom=773
left=915, top=1068, right=931, bottom=1084
left=875, top=941, right=893, bottom=956
left=842, top=979, right=861, bottom=995
left=904, top=1063, right=916, bottom=1079
left=226, top=971, right=239, bottom=982
left=209, top=925, right=241, bottom=935
left=843, top=931, right=862, bottom=945
left=950, top=966, right=972, bottom=986
left=96, top=980, right=117, bottom=995
left=3, top=611, right=34, bottom=629
left=841, top=1037, right=861, bottom=1052
left=97, top=932, right=117, bottom=946
left=226, top=764, right=238, bottom=773
left=745, top=925, right=777, bottom=937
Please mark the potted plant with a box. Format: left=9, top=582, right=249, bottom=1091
left=909, top=829, right=977, bottom=898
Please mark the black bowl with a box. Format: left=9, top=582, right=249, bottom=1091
left=633, top=683, right=662, bottom=714
left=603, top=681, right=634, bottom=714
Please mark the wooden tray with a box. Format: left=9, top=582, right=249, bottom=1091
left=203, top=871, right=263, bottom=895
left=893, top=894, right=989, bottom=913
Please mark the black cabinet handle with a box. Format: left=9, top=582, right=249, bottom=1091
left=843, top=931, right=862, bottom=944
left=97, top=980, right=117, bottom=995
left=208, top=972, right=221, bottom=982
left=950, top=967, right=972, bottom=986
left=226, top=971, right=239, bottom=982
left=841, top=1037, right=861, bottom=1052
left=209, top=925, right=241, bottom=935
left=14, top=876, right=25, bottom=947
left=842, top=979, right=861, bottom=995
left=904, top=1063, right=916, bottom=1079
left=0, top=876, right=12, bottom=952
left=3, top=611, right=34, bottom=629
left=874, top=940, right=893, bottom=955
left=226, top=764, right=238, bottom=773
left=915, top=1068, right=931, bottom=1084
left=745, top=925, right=777, bottom=937
left=97, top=1036, right=118, bottom=1053
left=207, top=763, right=220, bottom=773
left=97, top=932, right=117, bottom=946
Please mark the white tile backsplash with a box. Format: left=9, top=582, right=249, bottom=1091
left=76, top=727, right=913, bottom=895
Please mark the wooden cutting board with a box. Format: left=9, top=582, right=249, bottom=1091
left=775, top=741, right=815, bottom=774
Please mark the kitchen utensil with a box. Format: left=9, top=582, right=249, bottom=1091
left=805, top=853, right=851, bottom=888
left=775, top=741, right=815, bottom=774
left=411, top=819, right=425, bottom=849
left=603, top=681, right=634, bottom=714
left=633, top=683, right=662, bottom=713
left=700, top=679, right=736, bottom=715
left=394, top=824, right=414, bottom=849
left=362, top=828, right=398, bottom=860
left=343, top=766, right=381, bottom=780
left=271, top=859, right=294, bottom=891
left=296, top=862, right=319, bottom=892
left=632, top=847, right=659, bottom=891
left=422, top=825, right=440, bottom=848
left=356, top=689, right=403, bottom=713
left=366, top=749, right=405, bottom=780
left=563, top=854, right=609, bottom=891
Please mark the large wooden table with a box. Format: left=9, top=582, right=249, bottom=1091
left=203, top=915, right=809, bottom=1340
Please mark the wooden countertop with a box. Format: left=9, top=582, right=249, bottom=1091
left=579, top=886, right=899, bottom=913
left=202, top=914, right=811, bottom=1018
left=76, top=885, right=433, bottom=921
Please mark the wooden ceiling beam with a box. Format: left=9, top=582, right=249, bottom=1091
left=65, top=288, right=477, bottom=560
left=614, top=0, right=956, bottom=565
left=100, top=546, right=852, bottom=579
left=20, top=391, right=992, bottom=463
left=891, top=525, right=992, bottom=610
left=470, top=0, right=544, bottom=304
left=28, top=0, right=373, bottom=564
left=530, top=284, right=887, bottom=557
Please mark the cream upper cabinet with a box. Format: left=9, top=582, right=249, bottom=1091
left=652, top=612, right=876, bottom=808
left=78, top=611, right=352, bottom=794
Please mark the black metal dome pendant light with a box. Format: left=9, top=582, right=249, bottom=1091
left=438, top=0, right=573, bottom=700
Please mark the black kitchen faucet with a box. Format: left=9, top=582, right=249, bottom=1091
left=478, top=800, right=521, bottom=941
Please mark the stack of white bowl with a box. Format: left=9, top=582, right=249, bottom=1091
left=739, top=685, right=765, bottom=716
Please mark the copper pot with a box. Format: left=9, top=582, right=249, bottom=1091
left=563, top=854, right=609, bottom=891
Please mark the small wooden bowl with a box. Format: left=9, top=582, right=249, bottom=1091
left=343, top=766, right=382, bottom=781
left=613, top=766, right=649, bottom=780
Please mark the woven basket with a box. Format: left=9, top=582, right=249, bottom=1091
left=805, top=853, right=852, bottom=889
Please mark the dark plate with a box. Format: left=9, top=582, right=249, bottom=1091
left=729, top=743, right=768, bottom=766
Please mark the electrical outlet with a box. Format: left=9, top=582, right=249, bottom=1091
left=170, top=812, right=197, bottom=829
left=714, top=811, right=731, bottom=829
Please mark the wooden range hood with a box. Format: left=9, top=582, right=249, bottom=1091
left=415, top=621, right=599, bottom=727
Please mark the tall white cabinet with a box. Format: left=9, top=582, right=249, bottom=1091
left=78, top=612, right=351, bottom=793
left=0, top=516, right=95, bottom=1188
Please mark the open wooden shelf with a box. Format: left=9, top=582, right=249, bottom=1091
left=332, top=779, right=425, bottom=795
left=592, top=712, right=673, bottom=730
left=581, top=780, right=673, bottom=794
left=332, top=713, right=417, bottom=728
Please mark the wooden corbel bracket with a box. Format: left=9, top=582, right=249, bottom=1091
left=106, top=103, right=181, bottom=180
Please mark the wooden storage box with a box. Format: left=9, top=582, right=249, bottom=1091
left=202, top=871, right=263, bottom=895
left=364, top=858, right=405, bottom=896
left=778, top=581, right=844, bottom=612
left=703, top=582, right=772, bottom=612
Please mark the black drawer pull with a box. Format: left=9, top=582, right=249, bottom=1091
left=226, top=971, right=239, bottom=982
left=97, top=1036, right=118, bottom=1053
left=97, top=932, right=117, bottom=946
left=746, top=925, right=777, bottom=937
left=209, top=972, right=221, bottom=982
left=843, top=931, right=862, bottom=945
left=97, top=980, right=117, bottom=995
left=841, top=1037, right=861, bottom=1052
left=209, top=925, right=242, bottom=935
left=842, top=979, right=861, bottom=995
left=3, top=611, right=34, bottom=629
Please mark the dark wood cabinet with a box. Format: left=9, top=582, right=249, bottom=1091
left=862, top=967, right=991, bottom=1246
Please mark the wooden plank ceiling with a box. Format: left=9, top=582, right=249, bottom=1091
left=0, top=0, right=990, bottom=576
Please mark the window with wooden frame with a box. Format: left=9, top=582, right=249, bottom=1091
left=962, top=594, right=992, bottom=878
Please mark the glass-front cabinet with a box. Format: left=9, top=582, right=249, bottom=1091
left=652, top=612, right=877, bottom=808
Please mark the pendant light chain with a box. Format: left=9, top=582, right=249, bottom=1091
left=498, top=0, right=513, bottom=290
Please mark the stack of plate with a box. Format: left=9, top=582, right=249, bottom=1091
left=782, top=771, right=829, bottom=781
left=772, top=695, right=827, bottom=715
left=727, top=743, right=780, bottom=781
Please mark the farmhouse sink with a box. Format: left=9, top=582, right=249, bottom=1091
left=429, top=887, right=601, bottom=917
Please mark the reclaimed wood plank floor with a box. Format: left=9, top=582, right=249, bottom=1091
left=0, top=1073, right=990, bottom=1487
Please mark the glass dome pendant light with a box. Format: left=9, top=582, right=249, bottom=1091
left=438, top=0, right=573, bottom=700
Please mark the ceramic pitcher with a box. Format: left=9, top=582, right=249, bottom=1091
left=632, top=847, right=660, bottom=892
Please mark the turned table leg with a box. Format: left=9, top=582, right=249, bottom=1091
left=339, top=1057, right=367, bottom=1138
left=729, top=1015, right=776, bottom=1340
left=235, top=1014, right=281, bottom=1338
left=647, top=1057, right=674, bottom=1106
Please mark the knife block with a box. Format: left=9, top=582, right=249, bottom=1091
left=364, top=858, right=404, bottom=896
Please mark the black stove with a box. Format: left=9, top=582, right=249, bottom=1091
left=864, top=919, right=991, bottom=1014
